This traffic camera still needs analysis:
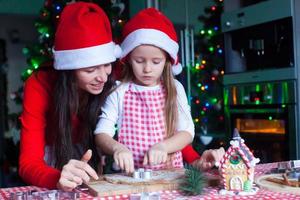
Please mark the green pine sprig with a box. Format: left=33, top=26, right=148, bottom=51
left=180, top=165, right=206, bottom=196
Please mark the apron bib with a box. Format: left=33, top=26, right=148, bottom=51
left=118, top=82, right=183, bottom=169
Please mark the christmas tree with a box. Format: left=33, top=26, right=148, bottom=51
left=191, top=0, right=225, bottom=152
left=11, top=0, right=127, bottom=102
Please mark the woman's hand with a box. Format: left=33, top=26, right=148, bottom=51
left=57, top=149, right=99, bottom=191
left=192, top=147, right=225, bottom=171
left=113, top=144, right=134, bottom=174
left=143, top=143, right=168, bottom=166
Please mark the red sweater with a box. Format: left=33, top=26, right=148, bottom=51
left=19, top=70, right=200, bottom=189
left=19, top=70, right=61, bottom=189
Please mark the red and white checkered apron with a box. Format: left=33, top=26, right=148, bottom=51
left=118, top=82, right=183, bottom=170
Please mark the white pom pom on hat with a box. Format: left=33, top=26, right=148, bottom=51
left=172, top=62, right=183, bottom=76
left=120, top=8, right=183, bottom=75
left=114, top=44, right=122, bottom=59
left=53, top=2, right=121, bottom=70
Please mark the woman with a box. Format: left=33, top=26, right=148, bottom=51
left=19, top=2, right=121, bottom=191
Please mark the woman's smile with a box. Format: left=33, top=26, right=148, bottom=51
left=90, top=83, right=104, bottom=90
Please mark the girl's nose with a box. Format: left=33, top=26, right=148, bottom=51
left=143, top=63, right=152, bottom=73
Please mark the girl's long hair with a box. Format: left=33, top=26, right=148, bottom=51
left=121, top=56, right=178, bottom=138
left=48, top=69, right=114, bottom=172
left=161, top=61, right=178, bottom=138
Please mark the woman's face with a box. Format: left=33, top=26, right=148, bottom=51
left=129, top=45, right=166, bottom=86
left=75, top=63, right=112, bottom=95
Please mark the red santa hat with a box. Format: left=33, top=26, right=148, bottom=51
left=53, top=2, right=121, bottom=70
left=121, top=8, right=182, bottom=75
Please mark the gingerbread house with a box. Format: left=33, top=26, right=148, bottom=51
left=218, top=129, right=260, bottom=194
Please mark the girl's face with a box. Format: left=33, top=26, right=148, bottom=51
left=75, top=63, right=112, bottom=95
left=129, top=45, right=166, bottom=86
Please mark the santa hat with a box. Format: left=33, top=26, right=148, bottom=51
left=121, top=8, right=182, bottom=75
left=53, top=2, right=121, bottom=70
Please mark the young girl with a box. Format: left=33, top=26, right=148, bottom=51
left=94, top=8, right=195, bottom=173
left=19, top=2, right=121, bottom=191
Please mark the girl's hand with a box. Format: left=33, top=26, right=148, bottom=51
left=143, top=143, right=168, bottom=166
left=113, top=144, right=134, bottom=174
left=192, top=147, right=225, bottom=171
left=57, top=149, right=99, bottom=191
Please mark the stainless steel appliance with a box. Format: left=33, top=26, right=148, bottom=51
left=222, top=0, right=296, bottom=82
left=222, top=0, right=300, bottom=162
left=224, top=81, right=297, bottom=163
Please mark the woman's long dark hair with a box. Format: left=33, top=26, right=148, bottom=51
left=49, top=69, right=114, bottom=172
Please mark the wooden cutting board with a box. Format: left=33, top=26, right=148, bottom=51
left=86, top=169, right=221, bottom=197
left=85, top=168, right=185, bottom=197
left=255, top=174, right=300, bottom=195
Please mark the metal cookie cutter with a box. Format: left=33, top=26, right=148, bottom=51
left=133, top=168, right=152, bottom=180
left=10, top=190, right=79, bottom=200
